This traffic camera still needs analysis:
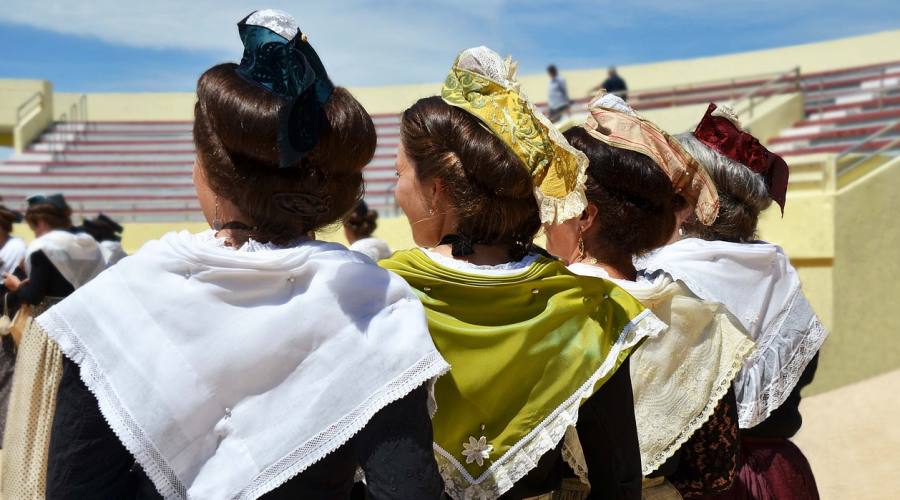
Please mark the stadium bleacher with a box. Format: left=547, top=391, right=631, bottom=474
left=1, top=59, right=898, bottom=221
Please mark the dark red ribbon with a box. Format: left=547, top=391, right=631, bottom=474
left=693, top=103, right=789, bottom=212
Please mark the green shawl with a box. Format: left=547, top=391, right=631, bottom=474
left=381, top=249, right=664, bottom=498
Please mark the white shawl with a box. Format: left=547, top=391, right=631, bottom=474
left=39, top=230, right=449, bottom=499
left=637, top=238, right=828, bottom=428
left=0, top=236, right=27, bottom=275
left=99, top=240, right=128, bottom=266
left=568, top=263, right=754, bottom=474
left=25, top=230, right=106, bottom=288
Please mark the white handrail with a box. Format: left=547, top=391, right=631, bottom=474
left=836, top=118, right=900, bottom=176
left=15, top=91, right=43, bottom=124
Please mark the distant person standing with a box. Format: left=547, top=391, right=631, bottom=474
left=546, top=64, right=571, bottom=123
left=593, top=66, right=629, bottom=101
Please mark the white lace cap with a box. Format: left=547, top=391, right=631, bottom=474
left=456, top=45, right=517, bottom=90
left=246, top=9, right=299, bottom=40
left=589, top=93, right=636, bottom=116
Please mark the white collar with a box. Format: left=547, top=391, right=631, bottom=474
left=637, top=237, right=827, bottom=428
left=419, top=247, right=539, bottom=276
left=40, top=230, right=449, bottom=499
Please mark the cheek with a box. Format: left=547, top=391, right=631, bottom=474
left=544, top=223, right=578, bottom=258
left=395, top=176, right=422, bottom=218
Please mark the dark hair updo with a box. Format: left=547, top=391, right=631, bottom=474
left=0, top=206, right=21, bottom=234
left=564, top=126, right=678, bottom=258
left=194, top=63, right=377, bottom=244
left=400, top=96, right=541, bottom=256
left=344, top=200, right=378, bottom=239
left=25, top=201, right=73, bottom=231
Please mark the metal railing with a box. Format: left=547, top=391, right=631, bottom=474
left=813, top=66, right=900, bottom=116
left=730, top=67, right=801, bottom=120
left=836, top=117, right=900, bottom=177
left=15, top=91, right=44, bottom=126
left=57, top=94, right=88, bottom=122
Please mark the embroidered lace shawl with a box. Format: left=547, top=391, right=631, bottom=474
left=381, top=249, right=665, bottom=498
left=568, top=263, right=754, bottom=474
left=25, top=230, right=106, bottom=288
left=637, top=238, right=828, bottom=428
left=39, top=230, right=449, bottom=499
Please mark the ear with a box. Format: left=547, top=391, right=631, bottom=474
left=429, top=177, right=446, bottom=209
left=580, top=203, right=600, bottom=233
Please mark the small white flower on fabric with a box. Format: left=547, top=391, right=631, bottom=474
left=462, top=435, right=493, bottom=467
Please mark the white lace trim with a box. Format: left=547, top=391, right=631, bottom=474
left=736, top=292, right=828, bottom=428
left=245, top=9, right=299, bottom=40
left=200, top=230, right=310, bottom=253
left=419, top=248, right=539, bottom=276
left=41, top=310, right=449, bottom=500
left=639, top=319, right=753, bottom=475
left=434, top=310, right=666, bottom=499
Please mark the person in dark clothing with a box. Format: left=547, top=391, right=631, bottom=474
left=545, top=95, right=750, bottom=498
left=41, top=10, right=448, bottom=500
left=1, top=193, right=106, bottom=498
left=47, top=361, right=442, bottom=500
left=592, top=66, right=628, bottom=100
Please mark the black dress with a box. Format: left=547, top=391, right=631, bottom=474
left=46, top=358, right=445, bottom=500
left=502, top=357, right=642, bottom=500
left=7, top=250, right=75, bottom=308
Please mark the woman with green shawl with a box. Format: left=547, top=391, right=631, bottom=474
left=380, top=46, right=666, bottom=499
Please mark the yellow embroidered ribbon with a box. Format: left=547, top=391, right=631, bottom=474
left=440, top=47, right=588, bottom=224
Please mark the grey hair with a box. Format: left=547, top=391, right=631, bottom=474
left=676, top=132, right=772, bottom=243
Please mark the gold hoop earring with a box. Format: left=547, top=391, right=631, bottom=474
left=213, top=196, right=223, bottom=231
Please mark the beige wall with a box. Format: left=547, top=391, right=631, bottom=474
left=0, top=79, right=53, bottom=150
left=54, top=92, right=197, bottom=121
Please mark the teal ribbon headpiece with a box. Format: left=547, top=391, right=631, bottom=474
left=235, top=10, right=335, bottom=168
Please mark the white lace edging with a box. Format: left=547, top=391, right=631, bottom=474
left=435, top=310, right=665, bottom=499
left=39, top=309, right=450, bottom=500
left=640, top=319, right=755, bottom=475
left=419, top=248, right=539, bottom=275
left=737, top=313, right=828, bottom=429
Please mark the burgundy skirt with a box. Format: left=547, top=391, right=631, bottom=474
left=716, top=436, right=819, bottom=500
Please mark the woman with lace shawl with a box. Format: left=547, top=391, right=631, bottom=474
left=380, top=47, right=666, bottom=499
left=544, top=94, right=756, bottom=499
left=638, top=104, right=827, bottom=500
left=37, top=10, right=449, bottom=499
left=1, top=193, right=106, bottom=497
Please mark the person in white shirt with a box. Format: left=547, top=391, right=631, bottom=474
left=0, top=205, right=26, bottom=276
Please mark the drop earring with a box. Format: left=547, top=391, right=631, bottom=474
left=213, top=196, right=223, bottom=231
left=577, top=227, right=597, bottom=265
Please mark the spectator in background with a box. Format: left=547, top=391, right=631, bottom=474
left=80, top=213, right=127, bottom=265
left=593, top=66, right=629, bottom=100
left=344, top=200, right=391, bottom=261
left=546, top=64, right=571, bottom=123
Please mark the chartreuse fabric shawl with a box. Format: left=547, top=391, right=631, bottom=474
left=382, top=249, right=664, bottom=499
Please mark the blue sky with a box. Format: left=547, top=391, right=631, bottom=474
left=0, top=1, right=899, bottom=92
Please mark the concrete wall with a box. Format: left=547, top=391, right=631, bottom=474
left=0, top=79, right=53, bottom=150
left=54, top=92, right=196, bottom=121
left=825, top=156, right=900, bottom=392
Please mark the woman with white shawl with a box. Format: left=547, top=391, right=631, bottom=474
left=638, top=104, right=827, bottom=500
left=36, top=10, right=449, bottom=500
left=1, top=193, right=106, bottom=497
left=545, top=95, right=756, bottom=499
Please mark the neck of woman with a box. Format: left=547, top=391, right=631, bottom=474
left=430, top=242, right=518, bottom=266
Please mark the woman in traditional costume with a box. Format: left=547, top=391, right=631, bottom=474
left=39, top=9, right=449, bottom=499
left=344, top=200, right=392, bottom=261
left=1, top=193, right=106, bottom=497
left=0, top=204, right=27, bottom=442
left=639, top=104, right=827, bottom=500
left=381, top=47, right=666, bottom=499
left=545, top=95, right=755, bottom=498
left=80, top=213, right=128, bottom=265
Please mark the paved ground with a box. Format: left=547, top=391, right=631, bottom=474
left=794, top=367, right=900, bottom=499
